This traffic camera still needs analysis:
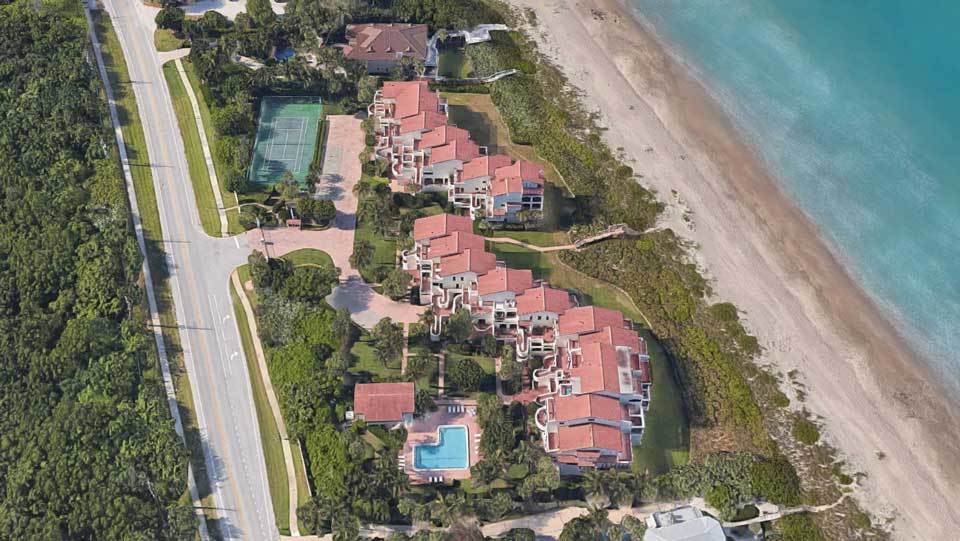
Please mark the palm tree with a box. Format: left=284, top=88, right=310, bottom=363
left=350, top=240, right=374, bottom=270
left=429, top=492, right=464, bottom=527
left=585, top=505, right=610, bottom=535
left=353, top=179, right=374, bottom=200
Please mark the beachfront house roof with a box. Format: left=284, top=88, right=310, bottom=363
left=494, top=159, right=545, bottom=184
left=343, top=23, right=428, bottom=63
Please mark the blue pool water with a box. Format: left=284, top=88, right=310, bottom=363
left=414, top=425, right=469, bottom=470
left=629, top=0, right=960, bottom=392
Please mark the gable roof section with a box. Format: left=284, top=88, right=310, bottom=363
left=489, top=176, right=525, bottom=197
left=555, top=423, right=625, bottom=454
left=438, top=248, right=497, bottom=277
left=399, top=110, right=447, bottom=135
left=425, top=231, right=486, bottom=260
left=476, top=267, right=534, bottom=296
left=343, top=23, right=428, bottom=62
left=354, top=382, right=415, bottom=423
left=417, top=125, right=471, bottom=150
left=578, top=325, right=642, bottom=353
left=381, top=80, right=440, bottom=120
left=495, top=160, right=544, bottom=184
left=461, top=155, right=513, bottom=182
left=427, top=139, right=481, bottom=165
left=413, top=213, right=473, bottom=242
left=570, top=342, right=622, bottom=394
left=553, top=394, right=624, bottom=423
left=515, top=284, right=573, bottom=315
left=557, top=306, right=626, bottom=336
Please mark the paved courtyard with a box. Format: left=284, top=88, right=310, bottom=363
left=246, top=115, right=424, bottom=329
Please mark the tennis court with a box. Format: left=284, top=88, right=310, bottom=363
left=249, top=96, right=323, bottom=185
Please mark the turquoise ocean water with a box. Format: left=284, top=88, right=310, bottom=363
left=627, top=1, right=960, bottom=391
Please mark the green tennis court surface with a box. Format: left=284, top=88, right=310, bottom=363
left=249, top=96, right=322, bottom=185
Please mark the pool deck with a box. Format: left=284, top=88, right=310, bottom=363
left=402, top=398, right=481, bottom=485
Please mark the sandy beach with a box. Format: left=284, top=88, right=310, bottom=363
left=507, top=0, right=960, bottom=537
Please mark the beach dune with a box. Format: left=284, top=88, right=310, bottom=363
left=508, top=0, right=960, bottom=537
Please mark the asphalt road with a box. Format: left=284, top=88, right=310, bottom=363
left=98, top=0, right=277, bottom=538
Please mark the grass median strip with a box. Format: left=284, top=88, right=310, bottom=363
left=162, top=61, right=222, bottom=237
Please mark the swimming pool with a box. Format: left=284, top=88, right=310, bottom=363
left=414, top=425, right=469, bottom=470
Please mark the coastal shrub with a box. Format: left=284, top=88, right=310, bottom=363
left=793, top=418, right=821, bottom=445
left=777, top=514, right=824, bottom=541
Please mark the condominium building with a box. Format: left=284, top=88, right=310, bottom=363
left=368, top=81, right=546, bottom=225
left=404, top=214, right=652, bottom=471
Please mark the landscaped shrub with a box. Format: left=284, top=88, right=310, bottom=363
left=447, top=358, right=485, bottom=392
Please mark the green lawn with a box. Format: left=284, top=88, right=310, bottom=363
left=349, top=337, right=402, bottom=381
left=94, top=10, right=219, bottom=531
left=180, top=60, right=244, bottom=234
left=438, top=48, right=474, bottom=79
left=353, top=216, right=400, bottom=283
left=230, top=271, right=291, bottom=534
left=153, top=28, right=184, bottom=52
left=162, top=61, right=221, bottom=237
left=631, top=328, right=690, bottom=476
left=281, top=248, right=335, bottom=269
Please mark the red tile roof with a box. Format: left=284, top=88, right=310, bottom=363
left=569, top=342, right=622, bottom=394
left=418, top=125, right=471, bottom=150
left=381, top=81, right=440, bottom=120
left=476, top=267, right=534, bottom=296
left=461, top=155, right=513, bottom=182
left=489, top=176, right=524, bottom=197
left=495, top=160, right=544, bottom=184
left=553, top=394, right=624, bottom=423
left=399, top=110, right=447, bottom=135
left=413, top=213, right=473, bottom=242
left=438, top=248, right=497, bottom=276
left=427, top=139, right=481, bottom=165
left=555, top=423, right=625, bottom=454
left=515, top=284, right=572, bottom=315
left=578, top=325, right=642, bottom=353
left=343, top=23, right=428, bottom=63
left=557, top=306, right=625, bottom=336
left=425, top=231, right=486, bottom=260
left=354, top=382, right=415, bottom=423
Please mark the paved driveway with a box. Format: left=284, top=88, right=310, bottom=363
left=248, top=115, right=424, bottom=329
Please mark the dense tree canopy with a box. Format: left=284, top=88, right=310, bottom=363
left=0, top=1, right=190, bottom=537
